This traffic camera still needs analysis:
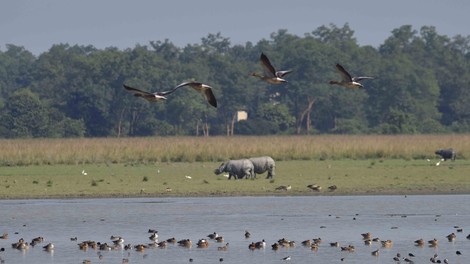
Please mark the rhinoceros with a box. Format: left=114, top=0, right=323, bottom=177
left=214, top=159, right=254, bottom=180
left=249, top=156, right=276, bottom=179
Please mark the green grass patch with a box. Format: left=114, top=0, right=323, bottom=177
left=0, top=159, right=468, bottom=199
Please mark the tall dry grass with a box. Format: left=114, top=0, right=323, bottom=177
left=0, top=135, right=468, bottom=166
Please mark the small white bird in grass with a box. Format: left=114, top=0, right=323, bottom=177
left=436, top=160, right=441, bottom=166
left=81, top=170, right=87, bottom=175
left=185, top=176, right=192, bottom=179
left=222, top=174, right=229, bottom=178
left=281, top=256, right=291, bottom=261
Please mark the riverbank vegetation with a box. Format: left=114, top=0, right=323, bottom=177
left=0, top=135, right=468, bottom=199
left=1, top=24, right=470, bottom=137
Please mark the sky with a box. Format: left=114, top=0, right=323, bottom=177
left=1, top=0, right=469, bottom=56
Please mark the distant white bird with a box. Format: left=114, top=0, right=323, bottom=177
left=185, top=176, right=192, bottom=179
left=426, top=159, right=431, bottom=162
left=222, top=174, right=229, bottom=178
left=81, top=170, right=87, bottom=175
left=436, top=160, right=441, bottom=166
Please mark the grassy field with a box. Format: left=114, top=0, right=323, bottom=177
left=0, top=135, right=468, bottom=199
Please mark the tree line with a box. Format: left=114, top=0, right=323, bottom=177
left=1, top=24, right=469, bottom=138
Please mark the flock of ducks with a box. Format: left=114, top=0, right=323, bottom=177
left=274, top=184, right=337, bottom=192
left=0, top=227, right=467, bottom=263
left=124, top=52, right=374, bottom=108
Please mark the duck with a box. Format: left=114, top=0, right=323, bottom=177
left=330, top=242, right=340, bottom=247
left=149, top=232, right=158, bottom=241
left=446, top=232, right=456, bottom=242
left=0, top=233, right=8, bottom=239
left=252, top=52, right=292, bottom=84
left=311, top=243, right=319, bottom=251
left=166, top=237, right=177, bottom=243
left=361, top=232, right=372, bottom=240
left=328, top=185, right=337, bottom=191
left=217, top=243, right=229, bottom=251
left=123, top=81, right=217, bottom=108
left=371, top=249, right=380, bottom=256
left=177, top=239, right=192, bottom=248
left=207, top=232, right=219, bottom=239
left=215, top=236, right=224, bottom=243
left=255, top=239, right=266, bottom=249
left=381, top=239, right=393, bottom=248
left=244, top=230, right=251, bottom=239
left=271, top=242, right=280, bottom=250
left=112, top=237, right=125, bottom=245
left=329, top=63, right=374, bottom=89
left=301, top=239, right=311, bottom=246
left=307, top=184, right=322, bottom=191
left=196, top=239, right=209, bottom=248
left=43, top=243, right=54, bottom=251
left=275, top=185, right=291, bottom=191
left=157, top=240, right=168, bottom=248
left=428, top=238, right=439, bottom=247
left=248, top=242, right=256, bottom=250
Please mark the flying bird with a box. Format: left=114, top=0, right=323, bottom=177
left=172, top=81, right=217, bottom=108
left=123, top=81, right=217, bottom=108
left=252, top=52, right=292, bottom=84
left=329, top=63, right=374, bottom=89
left=123, top=84, right=172, bottom=102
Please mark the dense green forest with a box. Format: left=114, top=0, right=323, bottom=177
left=1, top=24, right=469, bottom=138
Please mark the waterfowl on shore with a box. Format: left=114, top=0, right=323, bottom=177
left=0, top=233, right=8, bottom=239
left=329, top=63, right=374, bottom=89
left=252, top=52, right=292, bottom=84
left=371, top=249, right=380, bottom=256
left=307, top=184, right=322, bottom=191
left=275, top=185, right=291, bottom=191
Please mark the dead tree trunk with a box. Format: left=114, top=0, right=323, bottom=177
left=296, top=97, right=315, bottom=134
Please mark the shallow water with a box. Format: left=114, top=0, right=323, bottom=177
left=0, top=195, right=469, bottom=264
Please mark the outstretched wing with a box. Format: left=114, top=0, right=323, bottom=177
left=260, top=53, right=277, bottom=77
left=123, top=84, right=154, bottom=97
left=335, top=63, right=353, bottom=82
left=352, top=76, right=374, bottom=82
left=276, top=70, right=293, bottom=78
left=174, top=81, right=218, bottom=108
left=123, top=84, right=167, bottom=101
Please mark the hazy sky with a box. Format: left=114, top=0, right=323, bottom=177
left=1, top=0, right=469, bottom=55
